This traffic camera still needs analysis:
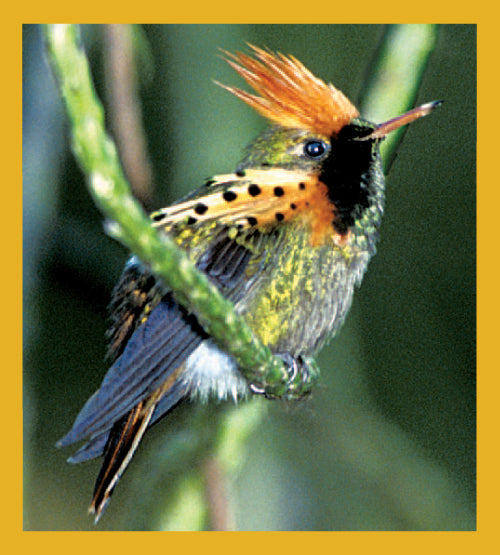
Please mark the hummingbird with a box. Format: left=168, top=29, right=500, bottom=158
left=57, top=45, right=441, bottom=522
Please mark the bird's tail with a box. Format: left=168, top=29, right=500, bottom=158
left=89, top=400, right=154, bottom=523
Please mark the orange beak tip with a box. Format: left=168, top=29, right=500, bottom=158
left=365, top=99, right=444, bottom=140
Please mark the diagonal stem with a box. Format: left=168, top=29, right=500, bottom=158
left=42, top=23, right=314, bottom=399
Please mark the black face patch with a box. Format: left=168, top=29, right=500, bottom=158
left=320, top=122, right=381, bottom=233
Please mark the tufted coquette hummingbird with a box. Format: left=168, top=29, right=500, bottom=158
left=57, top=46, right=441, bottom=522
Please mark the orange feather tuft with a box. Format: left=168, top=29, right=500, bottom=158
left=219, top=45, right=359, bottom=136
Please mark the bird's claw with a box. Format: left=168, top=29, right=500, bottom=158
left=249, top=352, right=319, bottom=401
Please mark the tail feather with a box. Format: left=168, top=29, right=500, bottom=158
left=89, top=400, right=154, bottom=523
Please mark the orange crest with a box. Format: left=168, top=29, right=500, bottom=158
left=219, top=45, right=359, bottom=137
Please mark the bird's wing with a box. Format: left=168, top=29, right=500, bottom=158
left=57, top=226, right=259, bottom=453
left=58, top=167, right=320, bottom=456
left=57, top=293, right=205, bottom=448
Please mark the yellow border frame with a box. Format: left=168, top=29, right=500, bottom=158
left=13, top=8, right=486, bottom=551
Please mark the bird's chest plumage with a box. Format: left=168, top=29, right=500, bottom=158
left=236, top=219, right=372, bottom=356
left=181, top=219, right=374, bottom=403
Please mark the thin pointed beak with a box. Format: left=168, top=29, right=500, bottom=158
left=362, top=100, right=443, bottom=140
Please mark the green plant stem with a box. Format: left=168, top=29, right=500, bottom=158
left=42, top=23, right=314, bottom=399
left=360, top=24, right=438, bottom=168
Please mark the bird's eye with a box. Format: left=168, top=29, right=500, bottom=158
left=304, top=140, right=328, bottom=159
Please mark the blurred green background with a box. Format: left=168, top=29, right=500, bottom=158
left=23, top=24, right=475, bottom=530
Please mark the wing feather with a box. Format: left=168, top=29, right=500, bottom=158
left=58, top=226, right=263, bottom=457
left=57, top=295, right=206, bottom=447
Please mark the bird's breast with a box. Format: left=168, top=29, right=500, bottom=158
left=237, top=219, right=372, bottom=356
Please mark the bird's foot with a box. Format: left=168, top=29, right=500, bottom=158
left=249, top=352, right=320, bottom=400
